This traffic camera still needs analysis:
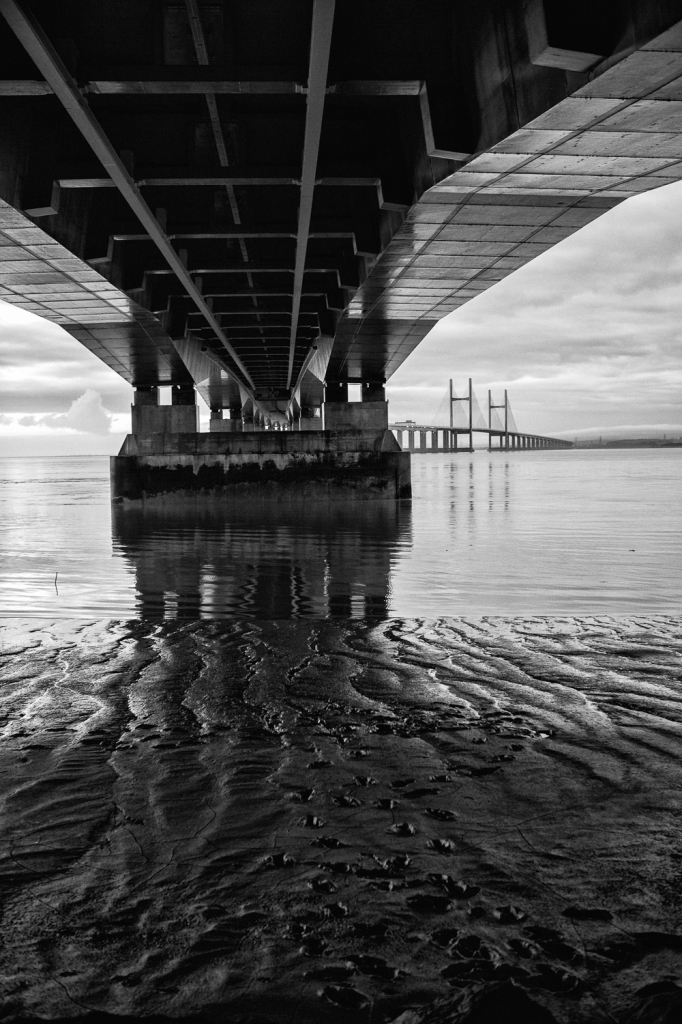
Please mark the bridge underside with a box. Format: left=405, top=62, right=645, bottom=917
left=1, top=1, right=682, bottom=484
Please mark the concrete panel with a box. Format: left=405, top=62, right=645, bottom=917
left=131, top=404, right=200, bottom=435
left=450, top=204, right=560, bottom=225
left=576, top=52, right=682, bottom=99
left=438, top=224, right=535, bottom=241
left=494, top=129, right=574, bottom=153
left=557, top=130, right=682, bottom=156
left=599, top=100, right=682, bottom=131
left=524, top=154, right=674, bottom=174
left=526, top=97, right=624, bottom=130
left=209, top=419, right=242, bottom=432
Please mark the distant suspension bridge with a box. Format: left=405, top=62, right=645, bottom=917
left=390, top=379, right=573, bottom=453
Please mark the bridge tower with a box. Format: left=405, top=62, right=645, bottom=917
left=449, top=378, right=473, bottom=453
left=488, top=390, right=509, bottom=452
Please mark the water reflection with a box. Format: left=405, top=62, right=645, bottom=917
left=112, top=499, right=412, bottom=619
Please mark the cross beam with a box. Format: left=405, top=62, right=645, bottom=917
left=0, top=0, right=255, bottom=391
left=287, top=0, right=336, bottom=388
left=185, top=0, right=229, bottom=166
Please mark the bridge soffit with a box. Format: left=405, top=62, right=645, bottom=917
left=1, top=2, right=682, bottom=403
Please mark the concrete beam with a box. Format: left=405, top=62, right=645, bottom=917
left=85, top=81, right=303, bottom=95
left=185, top=0, right=229, bottom=167
left=287, top=0, right=336, bottom=388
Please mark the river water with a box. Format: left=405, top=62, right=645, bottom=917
left=0, top=448, right=680, bottom=618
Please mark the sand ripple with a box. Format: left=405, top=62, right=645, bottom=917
left=1, top=617, right=681, bottom=1022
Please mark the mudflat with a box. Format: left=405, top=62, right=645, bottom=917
left=1, top=617, right=681, bottom=1023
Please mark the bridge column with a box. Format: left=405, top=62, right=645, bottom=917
left=323, top=381, right=388, bottom=434
left=242, top=400, right=255, bottom=432
left=299, top=406, right=321, bottom=431
left=362, top=382, right=386, bottom=403
left=312, top=379, right=410, bottom=497
left=131, top=384, right=199, bottom=435
left=209, top=403, right=243, bottom=433
left=325, top=382, right=348, bottom=404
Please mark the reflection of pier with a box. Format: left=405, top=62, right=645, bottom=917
left=112, top=499, right=411, bottom=619
left=391, top=378, right=573, bottom=453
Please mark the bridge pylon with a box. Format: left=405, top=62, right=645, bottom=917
left=449, top=378, right=473, bottom=453
left=488, top=390, right=509, bottom=452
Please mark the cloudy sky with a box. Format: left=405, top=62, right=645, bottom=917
left=2, top=179, right=682, bottom=457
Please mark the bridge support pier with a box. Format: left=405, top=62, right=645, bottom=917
left=296, top=406, right=322, bottom=431
left=130, top=385, right=200, bottom=436
left=112, top=385, right=410, bottom=502
left=210, top=403, right=245, bottom=433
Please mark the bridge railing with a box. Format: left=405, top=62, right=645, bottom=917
left=389, top=426, right=573, bottom=452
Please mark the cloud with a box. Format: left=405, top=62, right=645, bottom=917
left=6, top=390, right=114, bottom=435
left=49, top=389, right=113, bottom=434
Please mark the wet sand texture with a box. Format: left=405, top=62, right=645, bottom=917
left=0, top=617, right=681, bottom=1022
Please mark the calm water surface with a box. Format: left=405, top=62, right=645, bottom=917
left=0, top=449, right=679, bottom=617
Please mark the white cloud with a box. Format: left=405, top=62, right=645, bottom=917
left=3, top=390, right=116, bottom=436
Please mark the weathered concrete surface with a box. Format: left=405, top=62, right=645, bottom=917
left=323, top=401, right=389, bottom=433
left=130, top=404, right=200, bottom=436
left=111, top=428, right=410, bottom=502
left=1, top=616, right=681, bottom=1023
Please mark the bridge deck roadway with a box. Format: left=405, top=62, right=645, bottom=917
left=0, top=2, right=682, bottom=420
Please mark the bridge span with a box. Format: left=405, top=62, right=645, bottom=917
left=0, top=1, right=680, bottom=497
left=391, top=426, right=572, bottom=453
left=391, top=378, right=572, bottom=452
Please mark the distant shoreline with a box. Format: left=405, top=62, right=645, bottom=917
left=574, top=439, right=682, bottom=449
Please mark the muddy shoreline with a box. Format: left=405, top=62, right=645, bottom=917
left=1, top=617, right=681, bottom=1022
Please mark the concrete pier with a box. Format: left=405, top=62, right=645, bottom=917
left=111, top=432, right=409, bottom=502
left=113, top=383, right=410, bottom=503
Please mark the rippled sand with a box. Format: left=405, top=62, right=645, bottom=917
left=1, top=617, right=681, bottom=1022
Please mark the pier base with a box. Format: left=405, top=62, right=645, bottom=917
left=111, top=427, right=410, bottom=502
